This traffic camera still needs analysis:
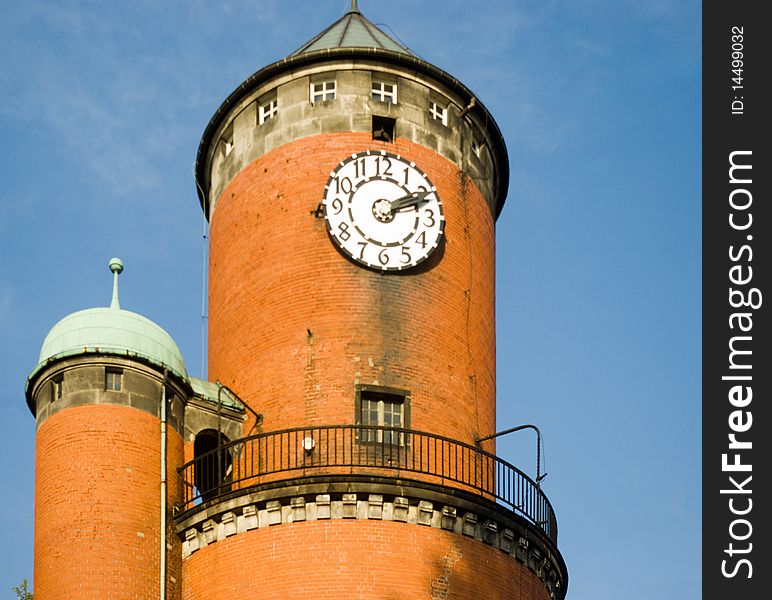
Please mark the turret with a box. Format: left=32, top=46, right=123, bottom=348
left=26, top=259, right=186, bottom=599
left=177, top=3, right=567, bottom=598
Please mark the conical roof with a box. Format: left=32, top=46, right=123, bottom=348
left=194, top=1, right=510, bottom=220
left=290, top=1, right=414, bottom=57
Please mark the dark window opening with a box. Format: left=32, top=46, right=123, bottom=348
left=372, top=116, right=395, bottom=143
left=193, top=430, right=232, bottom=502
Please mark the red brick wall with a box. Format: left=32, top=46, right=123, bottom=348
left=208, top=133, right=496, bottom=446
left=34, top=404, right=183, bottom=599
left=182, top=519, right=549, bottom=599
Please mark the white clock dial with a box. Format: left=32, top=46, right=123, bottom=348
left=323, top=150, right=445, bottom=271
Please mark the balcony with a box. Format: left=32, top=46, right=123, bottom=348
left=177, top=424, right=558, bottom=543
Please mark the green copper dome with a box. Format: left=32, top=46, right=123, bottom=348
left=290, top=1, right=415, bottom=57
left=32, top=307, right=187, bottom=379
left=27, top=258, right=187, bottom=385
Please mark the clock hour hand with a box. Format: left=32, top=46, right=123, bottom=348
left=388, top=190, right=432, bottom=212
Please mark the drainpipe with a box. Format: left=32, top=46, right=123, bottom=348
left=160, top=370, right=168, bottom=600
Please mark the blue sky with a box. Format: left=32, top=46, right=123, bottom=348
left=0, top=1, right=700, bottom=597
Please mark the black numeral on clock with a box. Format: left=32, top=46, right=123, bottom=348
left=338, top=222, right=351, bottom=241
left=357, top=241, right=367, bottom=259
left=334, top=176, right=353, bottom=194
left=354, top=159, right=367, bottom=179
left=375, top=156, right=393, bottom=177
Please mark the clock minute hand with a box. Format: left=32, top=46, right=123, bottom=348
left=389, top=190, right=432, bottom=212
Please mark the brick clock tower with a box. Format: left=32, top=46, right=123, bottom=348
left=26, top=3, right=567, bottom=599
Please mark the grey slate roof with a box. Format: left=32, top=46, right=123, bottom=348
left=290, top=3, right=414, bottom=57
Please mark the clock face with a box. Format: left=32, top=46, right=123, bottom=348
left=322, top=150, right=444, bottom=271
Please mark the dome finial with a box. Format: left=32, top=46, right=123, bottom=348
left=348, top=0, right=360, bottom=14
left=109, top=257, right=124, bottom=310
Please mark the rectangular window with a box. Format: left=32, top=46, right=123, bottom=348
left=220, top=125, right=234, bottom=157
left=371, top=81, right=397, bottom=104
left=372, top=115, right=395, bottom=143
left=357, top=385, right=409, bottom=446
left=259, top=98, right=278, bottom=124
left=53, top=375, right=63, bottom=401
left=310, top=80, right=336, bottom=103
left=105, top=368, right=122, bottom=392
left=429, top=101, right=448, bottom=126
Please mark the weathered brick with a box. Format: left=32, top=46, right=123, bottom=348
left=208, top=133, right=496, bottom=449
left=34, top=404, right=184, bottom=599
left=181, top=520, right=552, bottom=599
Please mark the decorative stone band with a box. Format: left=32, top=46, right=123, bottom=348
left=27, top=356, right=189, bottom=433
left=176, top=479, right=567, bottom=599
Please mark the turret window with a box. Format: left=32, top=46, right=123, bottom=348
left=258, top=96, right=278, bottom=124
left=372, top=81, right=397, bottom=104
left=220, top=125, right=234, bottom=157
left=429, top=101, right=448, bottom=126
left=105, top=368, right=122, bottom=392
left=52, top=375, right=63, bottom=401
left=310, top=80, right=336, bottom=103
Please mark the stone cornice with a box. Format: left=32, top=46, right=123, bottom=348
left=176, top=477, right=567, bottom=599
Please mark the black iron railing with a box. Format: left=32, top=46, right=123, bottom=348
left=177, top=424, right=557, bottom=542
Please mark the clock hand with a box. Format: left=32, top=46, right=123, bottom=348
left=388, top=190, right=432, bottom=212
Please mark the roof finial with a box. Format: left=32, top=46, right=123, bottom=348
left=348, top=0, right=360, bottom=14
left=109, top=257, right=124, bottom=310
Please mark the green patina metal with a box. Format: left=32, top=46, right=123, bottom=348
left=29, top=306, right=188, bottom=382
left=27, top=258, right=187, bottom=388
left=290, top=3, right=414, bottom=57
left=189, top=377, right=243, bottom=410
